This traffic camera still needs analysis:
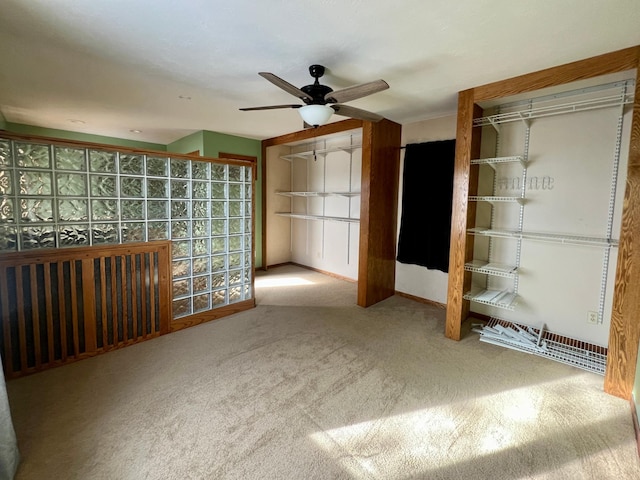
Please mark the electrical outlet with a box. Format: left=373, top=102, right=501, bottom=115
left=587, top=311, right=598, bottom=325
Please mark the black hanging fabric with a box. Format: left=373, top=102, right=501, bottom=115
left=396, top=139, right=456, bottom=272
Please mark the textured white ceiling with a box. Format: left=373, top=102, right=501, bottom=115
left=0, top=0, right=639, bottom=145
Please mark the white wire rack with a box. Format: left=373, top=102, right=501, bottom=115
left=476, top=317, right=607, bottom=375
left=275, top=212, right=359, bottom=223
left=463, top=288, right=518, bottom=310
left=276, top=191, right=360, bottom=197
left=464, top=260, right=518, bottom=279
left=467, top=227, right=618, bottom=248
left=470, top=155, right=526, bottom=167
left=280, top=143, right=362, bottom=161
left=469, top=196, right=525, bottom=205
left=473, top=81, right=635, bottom=128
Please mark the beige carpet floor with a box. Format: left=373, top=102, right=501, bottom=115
left=6, top=264, right=640, bottom=479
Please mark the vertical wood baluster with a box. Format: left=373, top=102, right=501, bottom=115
left=130, top=254, right=138, bottom=339
left=82, top=258, right=97, bottom=353
left=43, top=263, right=54, bottom=365
left=149, top=253, right=157, bottom=334
left=0, top=266, right=14, bottom=376
left=121, top=255, right=128, bottom=343
left=70, top=261, right=79, bottom=356
left=58, top=262, right=68, bottom=361
left=140, top=253, right=147, bottom=337
left=158, top=244, right=171, bottom=334
left=15, top=266, right=27, bottom=373
left=110, top=256, right=117, bottom=346
left=100, top=257, right=108, bottom=350
left=29, top=264, right=41, bottom=369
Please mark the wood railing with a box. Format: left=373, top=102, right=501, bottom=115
left=0, top=241, right=172, bottom=379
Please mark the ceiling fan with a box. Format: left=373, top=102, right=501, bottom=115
left=240, top=64, right=389, bottom=127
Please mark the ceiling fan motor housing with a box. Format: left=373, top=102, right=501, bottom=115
left=301, top=65, right=333, bottom=104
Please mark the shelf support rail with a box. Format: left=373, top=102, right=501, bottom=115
left=487, top=108, right=502, bottom=286
left=321, top=138, right=327, bottom=260
left=513, top=101, right=532, bottom=294
left=487, top=116, right=501, bottom=134
left=596, top=82, right=628, bottom=323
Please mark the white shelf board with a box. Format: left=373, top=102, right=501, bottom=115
left=467, top=228, right=618, bottom=247
left=276, top=191, right=360, bottom=198
left=275, top=212, right=360, bottom=224
left=280, top=144, right=362, bottom=161
left=464, top=288, right=518, bottom=310
left=469, top=196, right=524, bottom=205
left=332, top=191, right=360, bottom=197
left=470, top=155, right=526, bottom=167
left=276, top=191, right=330, bottom=197
left=464, top=260, right=517, bottom=279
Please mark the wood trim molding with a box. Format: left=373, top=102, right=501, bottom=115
left=395, top=291, right=446, bottom=310
left=473, top=46, right=640, bottom=102
left=632, top=398, right=640, bottom=458
left=170, top=299, right=255, bottom=332
left=219, top=151, right=258, bottom=181
left=218, top=152, right=256, bottom=162
left=289, top=262, right=357, bottom=283
left=262, top=119, right=362, bottom=147
left=0, top=240, right=171, bottom=264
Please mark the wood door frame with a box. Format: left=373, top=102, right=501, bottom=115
left=219, top=151, right=258, bottom=180
left=445, top=45, right=640, bottom=399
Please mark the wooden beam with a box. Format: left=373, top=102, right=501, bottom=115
left=605, top=72, right=640, bottom=399
left=261, top=119, right=362, bottom=148
left=446, top=90, right=482, bottom=340
left=357, top=119, right=402, bottom=307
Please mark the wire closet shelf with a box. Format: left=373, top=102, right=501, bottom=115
left=475, top=317, right=607, bottom=375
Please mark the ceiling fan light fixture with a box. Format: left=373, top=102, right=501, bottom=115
left=298, top=104, right=333, bottom=127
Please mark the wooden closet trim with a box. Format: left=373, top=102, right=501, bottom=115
left=445, top=45, right=640, bottom=400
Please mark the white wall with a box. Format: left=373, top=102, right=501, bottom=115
left=266, top=145, right=293, bottom=265
left=395, top=115, right=457, bottom=304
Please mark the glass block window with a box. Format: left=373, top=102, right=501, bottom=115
left=0, top=137, right=254, bottom=319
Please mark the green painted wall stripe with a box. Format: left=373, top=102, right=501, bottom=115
left=167, top=131, right=204, bottom=155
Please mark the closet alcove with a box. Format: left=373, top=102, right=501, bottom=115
left=261, top=118, right=401, bottom=308
left=446, top=45, right=640, bottom=400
